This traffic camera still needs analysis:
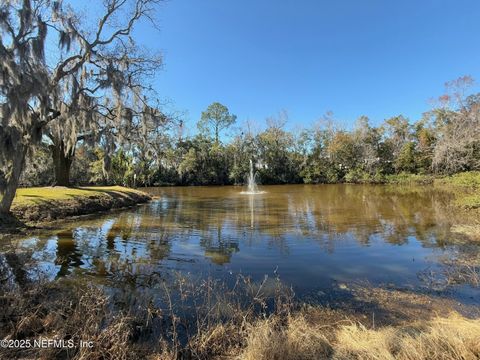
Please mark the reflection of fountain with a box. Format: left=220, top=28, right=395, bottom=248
left=241, top=159, right=265, bottom=195
left=250, top=195, right=254, bottom=229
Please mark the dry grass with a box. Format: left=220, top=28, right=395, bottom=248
left=240, top=315, right=332, bottom=360
left=334, top=313, right=480, bottom=360
left=451, top=224, right=480, bottom=242
left=0, top=283, right=133, bottom=359
left=1, top=265, right=479, bottom=360
left=239, top=313, right=480, bottom=360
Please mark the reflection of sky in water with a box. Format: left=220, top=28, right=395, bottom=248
left=9, top=184, right=479, bottom=299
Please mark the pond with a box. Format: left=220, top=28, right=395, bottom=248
left=7, top=184, right=480, bottom=304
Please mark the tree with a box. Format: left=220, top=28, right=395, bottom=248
left=327, top=131, right=357, bottom=175
left=382, top=116, right=410, bottom=157
left=353, top=116, right=382, bottom=175
left=20, top=143, right=53, bottom=187
left=1, top=0, right=56, bottom=214
left=228, top=121, right=257, bottom=184
left=44, top=36, right=163, bottom=186
left=412, top=119, right=435, bottom=173
left=176, top=135, right=231, bottom=185
left=256, top=111, right=301, bottom=184
left=0, top=0, right=162, bottom=213
left=431, top=77, right=480, bottom=173
left=395, top=142, right=417, bottom=173
left=198, top=102, right=236, bottom=143
left=301, top=114, right=340, bottom=183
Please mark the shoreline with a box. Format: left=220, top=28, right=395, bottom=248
left=0, top=186, right=151, bottom=237
left=1, top=179, right=478, bottom=240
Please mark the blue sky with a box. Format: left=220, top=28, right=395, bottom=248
left=132, top=0, right=480, bottom=132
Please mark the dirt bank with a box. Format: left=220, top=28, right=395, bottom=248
left=0, top=186, right=151, bottom=234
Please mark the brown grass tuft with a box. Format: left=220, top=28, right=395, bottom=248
left=239, top=313, right=480, bottom=360
left=240, top=315, right=332, bottom=360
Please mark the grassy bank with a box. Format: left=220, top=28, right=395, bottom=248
left=384, top=172, right=435, bottom=185
left=384, top=172, right=480, bottom=241
left=347, top=170, right=480, bottom=192
left=6, top=186, right=151, bottom=224
left=383, top=171, right=480, bottom=215
left=434, top=172, right=480, bottom=241
left=435, top=171, right=480, bottom=209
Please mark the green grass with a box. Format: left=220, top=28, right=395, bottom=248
left=454, top=193, right=480, bottom=209
left=435, top=171, right=480, bottom=189
left=381, top=172, right=480, bottom=209
left=385, top=172, right=434, bottom=185
left=12, top=186, right=145, bottom=206
left=434, top=172, right=480, bottom=209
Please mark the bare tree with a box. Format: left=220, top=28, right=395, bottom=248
left=431, top=76, right=480, bottom=173
left=0, top=0, right=162, bottom=213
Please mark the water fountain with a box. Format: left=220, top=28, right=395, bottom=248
left=241, top=159, right=265, bottom=195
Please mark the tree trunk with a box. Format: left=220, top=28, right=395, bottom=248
left=51, top=141, right=75, bottom=187
left=0, top=147, right=27, bottom=215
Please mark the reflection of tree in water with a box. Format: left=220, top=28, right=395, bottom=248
left=148, top=185, right=469, bottom=256
left=285, top=185, right=457, bottom=249
left=48, top=209, right=173, bottom=284
left=106, top=218, right=133, bottom=250
left=12, top=185, right=480, bottom=290
left=99, top=210, right=172, bottom=285
left=1, top=251, right=31, bottom=288
left=199, top=226, right=239, bottom=265
left=55, top=229, right=83, bottom=277
left=203, top=245, right=238, bottom=265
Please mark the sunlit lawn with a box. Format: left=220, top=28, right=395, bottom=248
left=12, top=186, right=143, bottom=206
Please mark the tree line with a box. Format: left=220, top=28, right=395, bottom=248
left=21, top=76, right=480, bottom=190
left=1, top=2, right=479, bottom=216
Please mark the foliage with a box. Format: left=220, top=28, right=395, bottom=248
left=431, top=76, right=480, bottom=173
left=19, top=144, right=54, bottom=187
left=395, top=142, right=417, bottom=173
left=17, top=82, right=480, bottom=189
left=87, top=148, right=108, bottom=185
left=345, top=168, right=385, bottom=184
left=70, top=146, right=97, bottom=185
left=198, top=102, right=237, bottom=143
left=0, top=0, right=164, bottom=212
left=455, top=194, right=480, bottom=209
left=109, top=149, right=136, bottom=187
left=177, top=136, right=231, bottom=185
left=256, top=116, right=301, bottom=184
